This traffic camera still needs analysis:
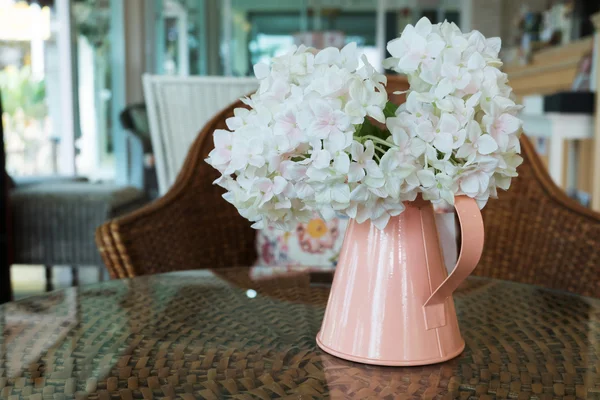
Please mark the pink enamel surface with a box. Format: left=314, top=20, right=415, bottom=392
left=317, top=196, right=484, bottom=366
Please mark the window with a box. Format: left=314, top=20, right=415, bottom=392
left=0, top=1, right=62, bottom=176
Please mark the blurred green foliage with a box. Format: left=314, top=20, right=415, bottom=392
left=0, top=66, right=47, bottom=120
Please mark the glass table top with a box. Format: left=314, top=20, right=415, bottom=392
left=1, top=267, right=599, bottom=399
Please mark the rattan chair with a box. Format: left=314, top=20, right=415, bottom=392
left=97, top=94, right=599, bottom=298
left=96, top=99, right=257, bottom=280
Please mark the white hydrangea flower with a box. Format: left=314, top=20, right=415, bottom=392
left=206, top=43, right=389, bottom=230
left=385, top=17, right=523, bottom=211
left=207, top=17, right=522, bottom=230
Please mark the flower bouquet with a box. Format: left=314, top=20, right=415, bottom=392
left=207, top=18, right=522, bottom=231
left=207, top=18, right=523, bottom=366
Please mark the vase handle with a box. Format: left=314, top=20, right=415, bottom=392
left=423, top=195, right=484, bottom=329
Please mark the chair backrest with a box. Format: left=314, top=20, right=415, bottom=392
left=476, top=134, right=600, bottom=297
left=143, top=75, right=259, bottom=194
left=97, top=77, right=411, bottom=279
left=108, top=76, right=599, bottom=296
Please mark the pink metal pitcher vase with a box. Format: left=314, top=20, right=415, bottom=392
left=317, top=195, right=484, bottom=366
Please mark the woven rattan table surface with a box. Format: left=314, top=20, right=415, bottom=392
left=0, top=267, right=599, bottom=400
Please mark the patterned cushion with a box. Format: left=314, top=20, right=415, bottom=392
left=255, top=207, right=458, bottom=272
left=255, top=213, right=349, bottom=270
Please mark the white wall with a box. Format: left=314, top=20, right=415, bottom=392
left=470, top=0, right=502, bottom=38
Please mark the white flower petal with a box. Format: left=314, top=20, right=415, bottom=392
left=397, top=54, right=421, bottom=73
left=439, top=113, right=460, bottom=133
left=348, top=163, right=366, bottom=183
left=476, top=135, right=498, bottom=155
left=367, top=106, right=385, bottom=123
left=346, top=203, right=358, bottom=219
left=331, top=185, right=351, bottom=204
left=467, top=52, right=486, bottom=70
left=340, top=42, right=359, bottom=70
left=350, top=185, right=370, bottom=202
left=386, top=179, right=401, bottom=199
left=435, top=78, right=454, bottom=98
left=415, top=17, right=433, bottom=36
left=485, top=37, right=502, bottom=56
left=295, top=182, right=315, bottom=199
left=363, top=141, right=375, bottom=160
left=417, top=169, right=436, bottom=187
left=433, top=132, right=454, bottom=154
left=315, top=47, right=340, bottom=65
left=416, top=122, right=435, bottom=142
left=386, top=201, right=405, bottom=215
left=456, top=144, right=474, bottom=159
left=467, top=120, right=482, bottom=142
left=251, top=220, right=265, bottom=229
left=426, top=40, right=445, bottom=58
left=498, top=113, right=521, bottom=135
left=306, top=167, right=329, bottom=181
left=327, top=130, right=349, bottom=152
left=369, top=186, right=388, bottom=198
left=356, top=205, right=372, bottom=224
left=372, top=213, right=391, bottom=230
left=344, top=100, right=366, bottom=118
left=410, top=138, right=427, bottom=157
left=253, top=62, right=270, bottom=79
left=313, top=150, right=331, bottom=169
left=273, top=176, right=288, bottom=194
left=351, top=141, right=364, bottom=161
left=320, top=206, right=337, bottom=221
left=460, top=174, right=480, bottom=196
left=441, top=189, right=455, bottom=205
left=382, top=57, right=400, bottom=69
left=334, top=153, right=350, bottom=174
left=213, top=129, right=232, bottom=147
left=386, top=38, right=406, bottom=59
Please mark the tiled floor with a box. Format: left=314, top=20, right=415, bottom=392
left=10, top=265, right=108, bottom=300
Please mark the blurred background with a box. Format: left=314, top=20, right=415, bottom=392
left=2, top=0, right=600, bottom=298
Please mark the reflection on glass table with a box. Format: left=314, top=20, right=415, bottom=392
left=0, top=267, right=598, bottom=399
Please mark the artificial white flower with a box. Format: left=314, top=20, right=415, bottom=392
left=482, top=101, right=521, bottom=152
left=380, top=149, right=417, bottom=199
left=370, top=197, right=407, bottom=230
left=345, top=79, right=387, bottom=123
left=255, top=176, right=290, bottom=207
left=435, top=114, right=466, bottom=154
left=206, top=43, right=389, bottom=229
left=384, top=17, right=523, bottom=215
left=207, top=17, right=522, bottom=231
left=206, top=130, right=232, bottom=172
left=386, top=19, right=445, bottom=73
left=348, top=141, right=376, bottom=182
left=423, top=172, right=457, bottom=206
left=456, top=121, right=498, bottom=162
left=273, top=109, right=304, bottom=147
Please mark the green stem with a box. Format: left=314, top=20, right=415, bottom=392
left=373, top=144, right=388, bottom=154
left=357, top=135, right=394, bottom=147
left=448, top=155, right=460, bottom=166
